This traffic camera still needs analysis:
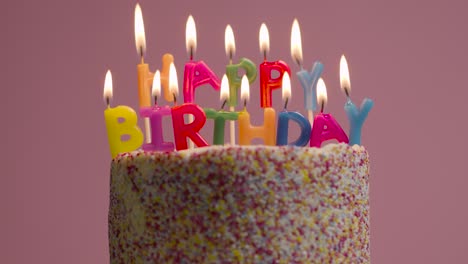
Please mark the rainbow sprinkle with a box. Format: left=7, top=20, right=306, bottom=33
left=109, top=143, right=370, bottom=263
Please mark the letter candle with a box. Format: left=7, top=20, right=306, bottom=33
left=103, top=70, right=144, bottom=158
left=139, top=71, right=175, bottom=151
left=259, top=23, right=291, bottom=108
left=290, top=19, right=323, bottom=126
left=340, top=55, right=374, bottom=145
left=238, top=75, right=276, bottom=146
left=170, top=62, right=209, bottom=150
left=204, top=75, right=239, bottom=145
left=184, top=15, right=221, bottom=148
left=134, top=4, right=174, bottom=143
left=276, top=72, right=311, bottom=146
left=225, top=25, right=257, bottom=144
left=309, top=78, right=349, bottom=147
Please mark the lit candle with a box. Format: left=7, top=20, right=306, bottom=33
left=259, top=23, right=291, bottom=108
left=290, top=19, right=323, bottom=125
left=139, top=71, right=175, bottom=151
left=225, top=24, right=257, bottom=145
left=204, top=75, right=239, bottom=145
left=238, top=75, right=276, bottom=145
left=276, top=72, right=311, bottom=146
left=183, top=15, right=221, bottom=104
left=340, top=55, right=374, bottom=145
left=170, top=62, right=209, bottom=150
left=134, top=4, right=174, bottom=143
left=103, top=70, right=144, bottom=158
left=134, top=4, right=174, bottom=105
left=309, top=78, right=349, bottom=147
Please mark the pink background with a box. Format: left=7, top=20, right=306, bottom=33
left=2, top=0, right=467, bottom=263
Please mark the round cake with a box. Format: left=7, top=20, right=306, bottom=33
left=108, top=143, right=370, bottom=263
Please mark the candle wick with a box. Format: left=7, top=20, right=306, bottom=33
left=154, top=95, right=158, bottom=106
left=173, top=93, right=177, bottom=106
left=221, top=99, right=227, bottom=110
left=344, top=87, right=350, bottom=98
left=263, top=50, right=267, bottom=61
left=321, top=101, right=325, bottom=113
left=140, top=48, right=144, bottom=64
left=296, top=57, right=301, bottom=68
left=244, top=99, right=247, bottom=110
left=284, top=97, right=289, bottom=110
left=190, top=46, right=193, bottom=61
left=106, top=97, right=111, bottom=108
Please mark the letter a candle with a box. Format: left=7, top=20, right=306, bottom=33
left=309, top=78, right=349, bottom=147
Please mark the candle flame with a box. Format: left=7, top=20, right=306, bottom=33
left=317, top=78, right=328, bottom=109
left=240, top=74, right=250, bottom=104
left=282, top=72, right=291, bottom=101
left=340, top=54, right=351, bottom=95
left=259, top=23, right=270, bottom=57
left=290, top=19, right=303, bottom=66
left=225, top=24, right=236, bottom=60
left=152, top=70, right=161, bottom=97
left=185, top=15, right=197, bottom=59
left=220, top=74, right=230, bottom=102
left=169, top=63, right=178, bottom=97
left=103, top=70, right=113, bottom=103
left=134, top=3, right=146, bottom=58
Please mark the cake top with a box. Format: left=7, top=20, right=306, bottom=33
left=113, top=143, right=367, bottom=163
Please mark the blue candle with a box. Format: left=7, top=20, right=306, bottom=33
left=296, top=62, right=324, bottom=112
left=344, top=98, right=374, bottom=145
left=276, top=111, right=311, bottom=146
left=340, top=54, right=374, bottom=145
left=290, top=19, right=323, bottom=122
left=276, top=72, right=311, bottom=146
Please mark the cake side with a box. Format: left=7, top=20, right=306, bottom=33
left=109, top=143, right=370, bottom=263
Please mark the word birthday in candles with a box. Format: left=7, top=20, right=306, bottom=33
left=102, top=4, right=374, bottom=158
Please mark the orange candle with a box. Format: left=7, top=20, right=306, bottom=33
left=238, top=75, right=276, bottom=145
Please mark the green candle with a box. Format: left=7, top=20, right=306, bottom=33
left=204, top=108, right=239, bottom=145
left=226, top=58, right=257, bottom=107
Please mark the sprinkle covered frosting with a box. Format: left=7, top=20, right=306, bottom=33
left=109, top=143, right=370, bottom=263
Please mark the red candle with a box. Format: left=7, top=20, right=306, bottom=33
left=168, top=62, right=209, bottom=150
left=258, top=23, right=291, bottom=108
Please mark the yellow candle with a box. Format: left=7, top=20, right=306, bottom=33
left=237, top=74, right=276, bottom=146
left=103, top=70, right=144, bottom=158
left=238, top=108, right=276, bottom=146
left=105, top=106, right=144, bottom=158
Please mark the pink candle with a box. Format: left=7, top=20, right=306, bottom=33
left=259, top=23, right=291, bottom=108
left=140, top=106, right=174, bottom=152
left=309, top=78, right=349, bottom=147
left=183, top=15, right=220, bottom=104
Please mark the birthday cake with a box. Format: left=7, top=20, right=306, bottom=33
left=108, top=143, right=370, bottom=263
